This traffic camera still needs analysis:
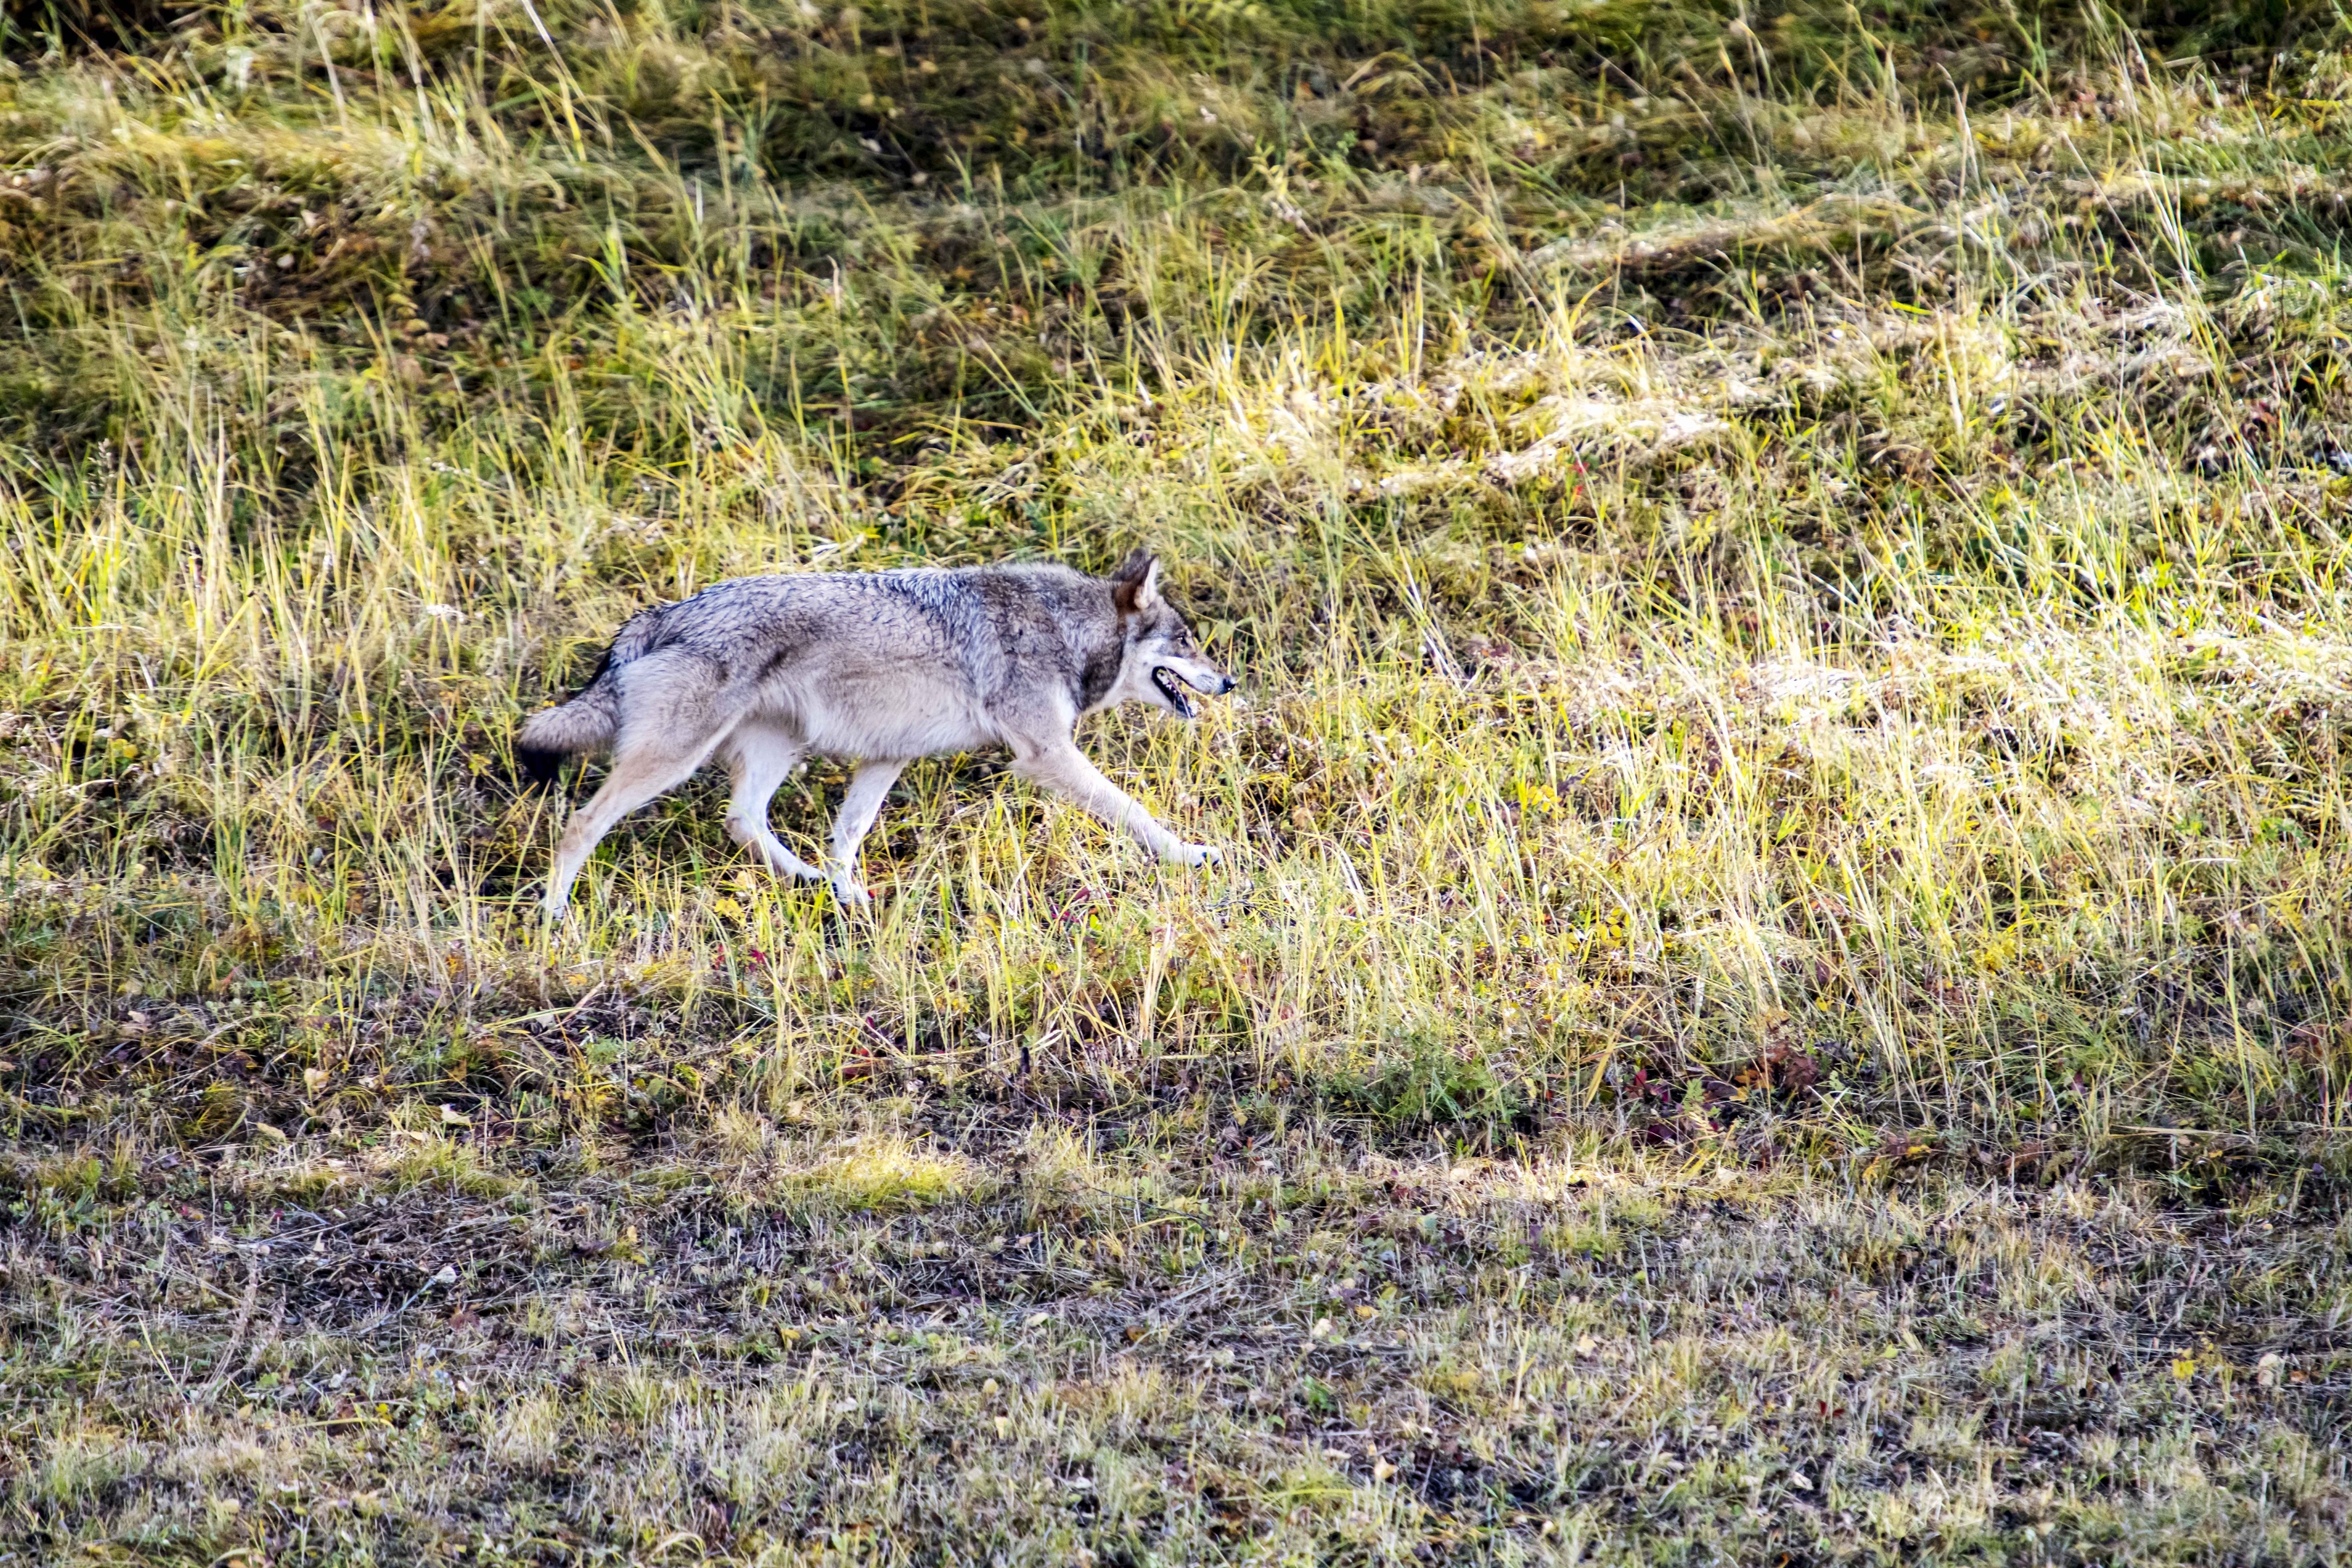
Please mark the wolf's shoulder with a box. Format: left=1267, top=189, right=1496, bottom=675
left=939, top=560, right=1101, bottom=601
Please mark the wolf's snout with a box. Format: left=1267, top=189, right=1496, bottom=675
left=1177, top=669, right=1236, bottom=698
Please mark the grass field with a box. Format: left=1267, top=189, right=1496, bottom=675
left=4, top=0, right=2352, bottom=1561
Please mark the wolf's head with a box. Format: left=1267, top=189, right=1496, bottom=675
left=1104, top=550, right=1234, bottom=719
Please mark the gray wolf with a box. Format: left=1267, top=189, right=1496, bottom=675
left=517, top=550, right=1236, bottom=917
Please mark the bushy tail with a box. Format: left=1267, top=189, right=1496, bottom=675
left=515, top=607, right=670, bottom=783
left=515, top=686, right=618, bottom=783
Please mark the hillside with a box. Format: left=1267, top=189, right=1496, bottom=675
left=3, top=1, right=2350, bottom=1561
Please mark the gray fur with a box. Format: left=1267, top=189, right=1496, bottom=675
left=518, top=550, right=1236, bottom=915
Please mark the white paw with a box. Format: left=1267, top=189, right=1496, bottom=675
left=1171, top=843, right=1222, bottom=868
left=830, top=877, right=873, bottom=908
left=540, top=895, right=571, bottom=922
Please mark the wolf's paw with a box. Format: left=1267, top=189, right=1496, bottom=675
left=1170, top=843, right=1223, bottom=868
left=829, top=877, right=873, bottom=909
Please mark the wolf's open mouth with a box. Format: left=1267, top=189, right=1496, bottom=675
left=1151, top=666, right=1195, bottom=718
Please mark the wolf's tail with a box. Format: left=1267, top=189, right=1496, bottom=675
left=515, top=607, right=669, bottom=783
left=515, top=682, right=616, bottom=783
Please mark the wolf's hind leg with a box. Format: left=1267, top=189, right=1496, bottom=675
left=543, top=722, right=727, bottom=918
left=723, top=724, right=825, bottom=884
left=825, top=759, right=908, bottom=907
left=1013, top=739, right=1217, bottom=867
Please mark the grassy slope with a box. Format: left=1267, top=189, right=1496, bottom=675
left=4, top=0, right=2352, bottom=1561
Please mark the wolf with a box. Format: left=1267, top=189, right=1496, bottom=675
left=516, top=550, right=1236, bottom=918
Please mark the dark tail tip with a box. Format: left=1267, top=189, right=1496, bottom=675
left=516, top=746, right=567, bottom=786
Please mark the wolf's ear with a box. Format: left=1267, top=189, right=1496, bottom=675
left=1111, top=550, right=1163, bottom=615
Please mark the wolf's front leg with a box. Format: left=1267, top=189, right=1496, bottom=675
left=1015, top=740, right=1220, bottom=866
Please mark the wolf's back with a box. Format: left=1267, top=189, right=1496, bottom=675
left=515, top=605, right=672, bottom=781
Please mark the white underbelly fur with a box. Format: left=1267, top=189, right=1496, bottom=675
left=756, top=669, right=997, bottom=761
